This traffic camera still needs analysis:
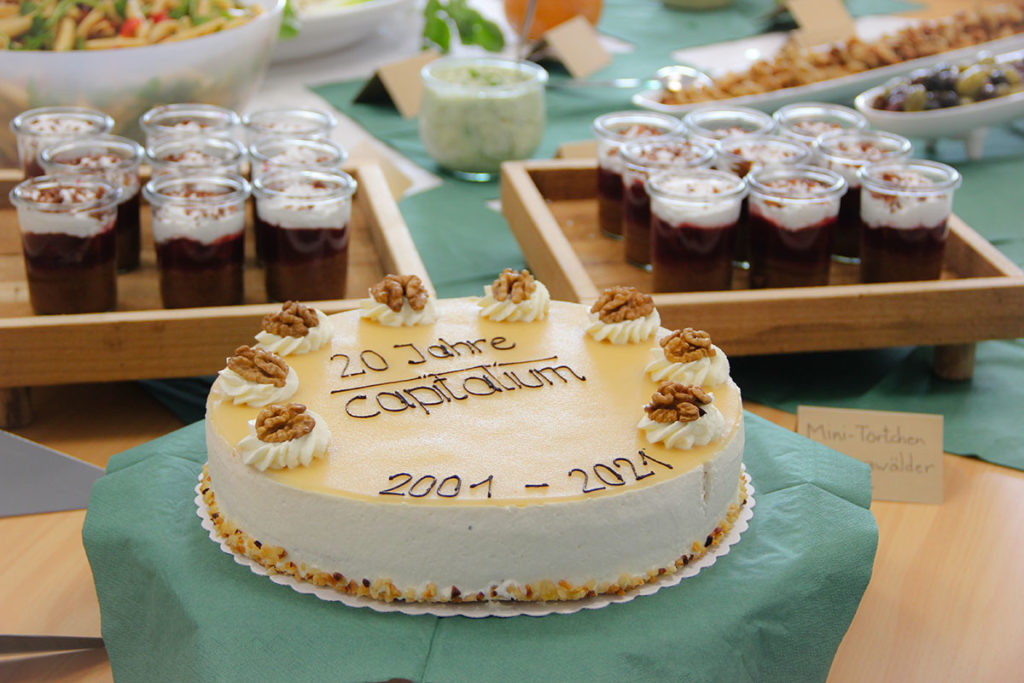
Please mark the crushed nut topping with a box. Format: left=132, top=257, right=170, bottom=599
left=590, top=286, right=654, bottom=323
left=491, top=268, right=536, bottom=304
left=262, top=301, right=319, bottom=337
left=370, top=274, right=428, bottom=313
left=227, top=345, right=289, bottom=387
left=645, top=381, right=711, bottom=424
left=661, top=328, right=717, bottom=363
left=255, top=403, right=314, bottom=443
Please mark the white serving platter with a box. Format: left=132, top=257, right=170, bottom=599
left=272, top=0, right=414, bottom=63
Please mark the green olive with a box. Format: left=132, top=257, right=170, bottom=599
left=903, top=84, right=928, bottom=111
left=1006, top=68, right=1022, bottom=85
left=956, top=65, right=990, bottom=98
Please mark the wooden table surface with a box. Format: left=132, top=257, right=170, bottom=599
left=3, top=0, right=1024, bottom=680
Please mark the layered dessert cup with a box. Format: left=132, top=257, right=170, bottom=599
left=39, top=135, right=145, bottom=272
left=9, top=106, right=113, bottom=179
left=241, top=108, right=337, bottom=145
left=146, top=136, right=247, bottom=178
left=143, top=174, right=250, bottom=309
left=139, top=103, right=240, bottom=147
left=747, top=165, right=847, bottom=289
left=772, top=102, right=868, bottom=146
left=814, top=130, right=913, bottom=261
left=10, top=175, right=120, bottom=314
left=247, top=137, right=347, bottom=183
left=592, top=111, right=683, bottom=239
left=620, top=139, right=715, bottom=269
left=646, top=169, right=747, bottom=293
left=252, top=169, right=357, bottom=302
left=858, top=159, right=961, bottom=283
left=681, top=105, right=775, bottom=148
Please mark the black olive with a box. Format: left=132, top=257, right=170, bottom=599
left=935, top=90, right=961, bottom=107
left=976, top=82, right=999, bottom=100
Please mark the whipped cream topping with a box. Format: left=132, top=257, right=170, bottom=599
left=216, top=366, right=299, bottom=407
left=649, top=175, right=744, bottom=229
left=638, top=401, right=725, bottom=450
left=645, top=344, right=730, bottom=387
left=597, top=123, right=677, bottom=174
left=49, top=154, right=140, bottom=199
left=256, top=181, right=351, bottom=230
left=22, top=115, right=103, bottom=136
left=861, top=190, right=952, bottom=230
left=14, top=184, right=116, bottom=236
left=750, top=178, right=841, bottom=230
left=259, top=146, right=338, bottom=173
left=360, top=296, right=439, bottom=327
left=585, top=307, right=661, bottom=344
left=237, top=409, right=330, bottom=471
left=477, top=280, right=550, bottom=322
left=255, top=309, right=334, bottom=356
left=150, top=199, right=245, bottom=244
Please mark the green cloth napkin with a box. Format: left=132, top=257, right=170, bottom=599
left=83, top=412, right=876, bottom=682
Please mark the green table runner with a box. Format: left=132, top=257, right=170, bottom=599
left=310, top=0, right=1024, bottom=470
left=83, top=413, right=876, bottom=682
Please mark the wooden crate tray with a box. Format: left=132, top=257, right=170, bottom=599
left=0, top=163, right=430, bottom=398
left=501, top=158, right=1024, bottom=375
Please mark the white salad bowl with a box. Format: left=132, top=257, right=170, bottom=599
left=271, top=0, right=414, bottom=63
left=0, top=0, right=284, bottom=168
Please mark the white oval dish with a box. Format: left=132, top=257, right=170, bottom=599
left=272, top=0, right=414, bottom=63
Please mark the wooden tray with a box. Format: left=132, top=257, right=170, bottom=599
left=501, top=158, right=1024, bottom=377
left=0, top=163, right=430, bottom=426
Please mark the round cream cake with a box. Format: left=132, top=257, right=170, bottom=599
left=203, top=281, right=746, bottom=603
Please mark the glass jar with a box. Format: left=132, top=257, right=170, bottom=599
left=39, top=135, right=145, bottom=272
left=146, top=136, right=247, bottom=178
left=681, top=105, right=775, bottom=147
left=248, top=137, right=347, bottom=183
left=858, top=159, right=961, bottom=284
left=747, top=165, right=847, bottom=289
left=9, top=106, right=113, bottom=179
left=252, top=168, right=358, bottom=302
left=646, top=169, right=747, bottom=292
left=420, top=56, right=548, bottom=182
left=814, top=130, right=913, bottom=261
left=9, top=175, right=120, bottom=314
left=241, top=108, right=338, bottom=145
left=772, top=102, right=868, bottom=146
left=592, top=110, right=683, bottom=239
left=620, top=138, right=715, bottom=269
left=143, top=173, right=250, bottom=309
left=139, top=103, right=240, bottom=147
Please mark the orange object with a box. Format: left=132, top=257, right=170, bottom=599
left=504, top=0, right=603, bottom=41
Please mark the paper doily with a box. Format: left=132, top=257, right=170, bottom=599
left=196, top=468, right=754, bottom=618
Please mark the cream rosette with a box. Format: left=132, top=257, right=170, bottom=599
left=359, top=297, right=438, bottom=327
left=237, top=409, right=331, bottom=471
left=478, top=280, right=550, bottom=322
left=585, top=308, right=661, bottom=344
left=645, top=344, right=730, bottom=387
left=216, top=366, right=299, bottom=408
left=637, top=402, right=726, bottom=450
left=255, top=308, right=334, bottom=356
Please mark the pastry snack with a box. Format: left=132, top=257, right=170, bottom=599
left=204, top=276, right=746, bottom=603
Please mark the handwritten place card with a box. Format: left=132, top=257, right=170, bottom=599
left=537, top=15, right=611, bottom=79
left=787, top=0, right=855, bottom=48
left=353, top=50, right=439, bottom=119
left=797, top=406, right=944, bottom=504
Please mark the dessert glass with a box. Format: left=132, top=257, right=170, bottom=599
left=681, top=105, right=775, bottom=147
left=39, top=135, right=145, bottom=273
left=620, top=139, right=715, bottom=269
left=241, top=108, right=338, bottom=145
left=146, top=136, right=247, bottom=178
left=646, top=169, right=747, bottom=292
left=772, top=102, right=868, bottom=146
left=420, top=56, right=547, bottom=182
left=747, top=165, right=847, bottom=289
left=593, top=110, right=683, bottom=239
left=248, top=137, right=347, bottom=182
left=143, top=173, right=250, bottom=309
left=9, top=106, right=114, bottom=179
left=814, top=130, right=913, bottom=261
left=139, top=103, right=241, bottom=147
left=10, top=175, right=120, bottom=314
left=252, top=169, right=358, bottom=302
left=858, top=159, right=961, bottom=284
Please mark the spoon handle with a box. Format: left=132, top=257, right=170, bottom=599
left=517, top=0, right=539, bottom=61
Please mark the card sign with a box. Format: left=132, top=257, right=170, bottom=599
left=353, top=50, right=439, bottom=119
left=797, top=405, right=944, bottom=504
left=787, top=0, right=855, bottom=48
left=538, top=15, right=611, bottom=79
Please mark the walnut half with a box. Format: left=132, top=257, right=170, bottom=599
left=255, top=403, right=315, bottom=443
left=491, top=268, right=536, bottom=304
left=661, top=328, right=717, bottom=364
left=590, top=286, right=654, bottom=323
left=227, top=346, right=289, bottom=387
left=370, top=274, right=428, bottom=313
left=262, top=301, right=319, bottom=338
left=645, top=381, right=711, bottom=424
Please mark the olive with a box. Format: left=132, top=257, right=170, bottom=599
left=1004, top=67, right=1022, bottom=85
left=976, top=82, right=999, bottom=100
left=924, top=92, right=941, bottom=110
left=903, top=84, right=929, bottom=111
left=935, top=90, right=961, bottom=108
left=909, top=69, right=931, bottom=86
left=989, top=69, right=1009, bottom=85
left=956, top=65, right=990, bottom=98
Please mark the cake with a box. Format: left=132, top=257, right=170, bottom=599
left=202, top=272, right=747, bottom=603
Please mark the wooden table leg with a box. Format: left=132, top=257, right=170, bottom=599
left=932, top=343, right=977, bottom=381
left=1, top=386, right=33, bottom=428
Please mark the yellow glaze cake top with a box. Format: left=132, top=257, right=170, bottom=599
left=207, top=299, right=742, bottom=505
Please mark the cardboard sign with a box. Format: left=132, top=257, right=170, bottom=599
left=797, top=406, right=944, bottom=504
left=353, top=50, right=439, bottom=119
left=539, top=15, right=611, bottom=79
left=787, top=0, right=855, bottom=48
